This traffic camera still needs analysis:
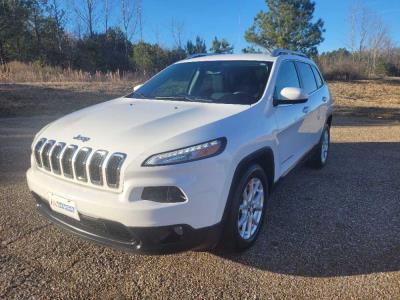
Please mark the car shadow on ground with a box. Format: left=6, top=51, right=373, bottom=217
left=216, top=141, right=400, bottom=277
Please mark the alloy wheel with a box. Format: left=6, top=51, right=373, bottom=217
left=237, top=177, right=264, bottom=240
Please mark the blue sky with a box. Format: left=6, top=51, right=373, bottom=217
left=67, top=0, right=400, bottom=53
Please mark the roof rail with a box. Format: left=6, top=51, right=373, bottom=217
left=271, top=48, right=308, bottom=58
left=186, top=53, right=225, bottom=59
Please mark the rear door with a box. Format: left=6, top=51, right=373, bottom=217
left=295, top=61, right=322, bottom=148
left=311, top=65, right=329, bottom=132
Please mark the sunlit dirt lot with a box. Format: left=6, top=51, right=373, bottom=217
left=0, top=80, right=399, bottom=299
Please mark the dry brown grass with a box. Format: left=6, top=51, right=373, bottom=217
left=330, top=79, right=400, bottom=121
left=0, top=61, right=141, bottom=83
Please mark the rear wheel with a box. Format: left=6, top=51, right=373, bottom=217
left=222, top=164, right=268, bottom=251
left=308, top=124, right=330, bottom=169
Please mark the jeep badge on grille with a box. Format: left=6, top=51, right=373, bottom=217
left=73, top=134, right=90, bottom=142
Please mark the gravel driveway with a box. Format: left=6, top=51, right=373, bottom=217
left=1, top=115, right=399, bottom=299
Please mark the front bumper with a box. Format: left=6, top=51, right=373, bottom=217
left=33, top=193, right=222, bottom=253
left=27, top=147, right=232, bottom=252
left=27, top=151, right=231, bottom=229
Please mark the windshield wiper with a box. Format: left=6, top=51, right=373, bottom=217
left=130, top=91, right=146, bottom=98
left=154, top=96, right=187, bottom=100
left=154, top=95, right=211, bottom=103
left=185, top=95, right=212, bottom=103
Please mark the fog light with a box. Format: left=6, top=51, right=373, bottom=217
left=141, top=186, right=187, bottom=203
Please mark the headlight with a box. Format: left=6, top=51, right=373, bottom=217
left=143, top=138, right=227, bottom=166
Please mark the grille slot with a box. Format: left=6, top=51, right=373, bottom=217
left=61, top=145, right=78, bottom=178
left=89, top=150, right=108, bottom=185
left=41, top=140, right=55, bottom=170
left=106, top=153, right=127, bottom=188
left=50, top=142, right=66, bottom=174
left=74, top=147, right=92, bottom=182
left=34, top=138, right=47, bottom=167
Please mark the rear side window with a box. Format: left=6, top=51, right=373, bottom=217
left=311, top=65, right=324, bottom=88
left=274, top=61, right=300, bottom=99
left=296, top=62, right=317, bottom=94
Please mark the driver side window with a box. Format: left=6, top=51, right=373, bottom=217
left=274, top=61, right=300, bottom=99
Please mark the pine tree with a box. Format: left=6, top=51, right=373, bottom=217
left=185, top=36, right=207, bottom=55
left=245, top=0, right=325, bottom=55
left=209, top=37, right=233, bottom=54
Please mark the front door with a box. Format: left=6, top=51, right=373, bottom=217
left=273, top=60, right=309, bottom=174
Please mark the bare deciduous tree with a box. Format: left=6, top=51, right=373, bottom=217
left=347, top=2, right=369, bottom=62
left=170, top=18, right=185, bottom=49
left=49, top=0, right=65, bottom=52
left=368, top=15, right=392, bottom=75
left=121, top=0, right=139, bottom=57
left=71, top=0, right=98, bottom=37
left=104, top=0, right=109, bottom=33
left=347, top=1, right=394, bottom=76
left=137, top=0, right=143, bottom=41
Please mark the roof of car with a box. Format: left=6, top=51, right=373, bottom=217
left=177, top=52, right=313, bottom=64
left=178, top=53, right=278, bottom=63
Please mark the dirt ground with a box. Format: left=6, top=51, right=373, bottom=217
left=0, top=79, right=400, bottom=121
left=0, top=82, right=133, bottom=117
left=0, top=81, right=399, bottom=299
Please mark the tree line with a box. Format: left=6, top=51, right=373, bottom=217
left=1, top=0, right=399, bottom=80
left=0, top=0, right=235, bottom=77
left=317, top=2, right=400, bottom=80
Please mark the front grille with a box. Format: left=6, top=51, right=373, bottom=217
left=33, top=138, right=127, bottom=190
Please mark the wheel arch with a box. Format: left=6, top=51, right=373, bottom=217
left=327, top=114, right=333, bottom=127
left=220, top=147, right=275, bottom=224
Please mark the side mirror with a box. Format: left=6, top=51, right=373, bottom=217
left=273, top=87, right=308, bottom=106
left=133, top=84, right=143, bottom=91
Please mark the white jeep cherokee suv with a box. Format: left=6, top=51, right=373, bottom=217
left=27, top=49, right=333, bottom=253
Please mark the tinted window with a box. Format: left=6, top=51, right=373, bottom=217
left=296, top=62, right=317, bottom=94
left=128, top=61, right=273, bottom=105
left=274, top=61, right=300, bottom=99
left=311, top=65, right=323, bottom=88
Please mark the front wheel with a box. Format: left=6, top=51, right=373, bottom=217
left=222, top=164, right=268, bottom=251
left=307, top=124, right=330, bottom=169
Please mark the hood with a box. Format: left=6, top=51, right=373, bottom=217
left=40, top=97, right=248, bottom=158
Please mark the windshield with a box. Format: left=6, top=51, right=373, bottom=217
left=127, top=60, right=273, bottom=105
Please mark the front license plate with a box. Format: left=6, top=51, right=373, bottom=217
left=49, top=193, right=80, bottom=221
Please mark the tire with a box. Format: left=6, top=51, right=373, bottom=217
left=307, top=124, right=330, bottom=169
left=222, top=164, right=268, bottom=251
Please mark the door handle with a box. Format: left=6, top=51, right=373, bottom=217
left=322, top=97, right=328, bottom=102
left=302, top=106, right=309, bottom=113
